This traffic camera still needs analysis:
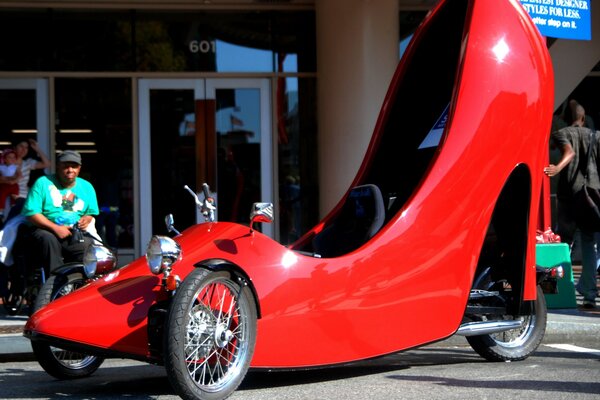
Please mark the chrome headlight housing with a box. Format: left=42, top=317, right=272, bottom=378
left=83, top=244, right=117, bottom=279
left=146, top=235, right=182, bottom=275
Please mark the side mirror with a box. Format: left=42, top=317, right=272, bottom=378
left=249, top=202, right=274, bottom=232
left=165, top=214, right=180, bottom=235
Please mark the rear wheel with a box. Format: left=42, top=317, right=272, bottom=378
left=31, top=272, right=104, bottom=379
left=467, top=285, right=547, bottom=361
left=165, top=269, right=257, bottom=400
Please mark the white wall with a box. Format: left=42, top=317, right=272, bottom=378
left=316, top=0, right=399, bottom=216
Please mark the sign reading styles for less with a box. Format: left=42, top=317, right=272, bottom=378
left=519, top=0, right=591, bottom=40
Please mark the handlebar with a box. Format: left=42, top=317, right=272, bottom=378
left=184, top=185, right=202, bottom=207
left=202, top=183, right=211, bottom=201
left=184, top=184, right=216, bottom=222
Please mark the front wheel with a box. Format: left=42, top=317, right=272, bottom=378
left=31, top=272, right=104, bottom=379
left=467, top=285, right=547, bottom=362
left=165, top=269, right=257, bottom=400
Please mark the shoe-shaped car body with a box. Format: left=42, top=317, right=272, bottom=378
left=25, top=0, right=554, bottom=399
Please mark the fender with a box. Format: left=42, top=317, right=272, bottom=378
left=51, top=262, right=84, bottom=276
left=194, top=258, right=262, bottom=318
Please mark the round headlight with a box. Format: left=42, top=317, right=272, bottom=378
left=146, top=235, right=182, bottom=275
left=83, top=244, right=117, bottom=279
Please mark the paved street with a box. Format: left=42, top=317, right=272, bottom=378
left=1, top=264, right=598, bottom=399
left=0, top=344, right=598, bottom=399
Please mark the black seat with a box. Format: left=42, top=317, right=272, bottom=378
left=313, top=184, right=385, bottom=258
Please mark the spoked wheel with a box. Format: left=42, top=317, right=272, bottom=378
left=467, top=284, right=547, bottom=362
left=166, top=269, right=257, bottom=400
left=31, top=272, right=104, bottom=379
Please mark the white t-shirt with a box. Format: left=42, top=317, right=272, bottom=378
left=0, top=164, right=17, bottom=178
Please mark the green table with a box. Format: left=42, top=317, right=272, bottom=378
left=536, top=243, right=577, bottom=309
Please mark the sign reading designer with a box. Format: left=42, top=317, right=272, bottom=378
left=520, top=0, right=591, bottom=40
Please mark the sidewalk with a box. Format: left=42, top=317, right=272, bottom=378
left=0, top=311, right=31, bottom=361
left=1, top=304, right=599, bottom=362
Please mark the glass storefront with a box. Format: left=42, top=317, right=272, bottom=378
left=55, top=78, right=134, bottom=249
left=0, top=7, right=318, bottom=256
left=278, top=77, right=318, bottom=244
left=0, top=89, right=37, bottom=146
left=0, top=9, right=316, bottom=73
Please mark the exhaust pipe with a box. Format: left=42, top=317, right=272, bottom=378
left=456, top=320, right=524, bottom=336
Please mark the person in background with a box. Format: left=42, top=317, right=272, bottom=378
left=0, top=149, right=21, bottom=218
left=2, top=139, right=50, bottom=222
left=544, top=104, right=600, bottom=310
left=18, top=150, right=98, bottom=274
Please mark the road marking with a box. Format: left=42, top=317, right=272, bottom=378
left=545, top=344, right=600, bottom=356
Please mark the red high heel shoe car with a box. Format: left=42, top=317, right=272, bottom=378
left=25, top=0, right=557, bottom=399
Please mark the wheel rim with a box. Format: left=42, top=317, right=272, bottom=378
left=54, top=282, right=82, bottom=299
left=490, top=314, right=536, bottom=348
left=481, top=280, right=537, bottom=348
left=184, top=277, right=250, bottom=392
left=49, top=347, right=99, bottom=370
left=49, top=277, right=97, bottom=369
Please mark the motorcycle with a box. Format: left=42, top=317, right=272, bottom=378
left=1, top=225, right=115, bottom=317
left=0, top=223, right=118, bottom=377
left=28, top=240, right=117, bottom=379
left=1, top=224, right=86, bottom=316
left=24, top=1, right=562, bottom=399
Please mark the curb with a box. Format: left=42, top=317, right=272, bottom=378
left=0, top=333, right=34, bottom=362
left=544, top=314, right=600, bottom=346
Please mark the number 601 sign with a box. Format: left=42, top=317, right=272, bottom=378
left=189, top=40, right=216, bottom=54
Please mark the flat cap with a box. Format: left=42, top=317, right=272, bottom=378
left=57, top=150, right=82, bottom=165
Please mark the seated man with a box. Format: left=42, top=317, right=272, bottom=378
left=20, top=150, right=98, bottom=273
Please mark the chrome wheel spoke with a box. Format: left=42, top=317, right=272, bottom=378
left=183, top=277, right=247, bottom=390
left=50, top=346, right=95, bottom=369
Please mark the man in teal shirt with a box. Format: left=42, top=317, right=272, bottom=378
left=21, top=150, right=99, bottom=273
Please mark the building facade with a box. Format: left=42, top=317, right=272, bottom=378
left=0, top=0, right=598, bottom=263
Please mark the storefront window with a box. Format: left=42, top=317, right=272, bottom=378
left=0, top=9, right=133, bottom=72
left=0, top=9, right=53, bottom=71
left=135, top=11, right=315, bottom=73
left=0, top=9, right=315, bottom=73
left=51, top=10, right=134, bottom=72
left=216, top=41, right=273, bottom=72
left=277, top=77, right=318, bottom=244
left=55, top=78, right=134, bottom=250
left=273, top=12, right=315, bottom=72
left=0, top=89, right=36, bottom=146
left=0, top=6, right=318, bottom=248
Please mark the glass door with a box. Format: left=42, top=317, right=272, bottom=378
left=0, top=79, right=50, bottom=162
left=138, top=78, right=272, bottom=248
left=0, top=79, right=50, bottom=223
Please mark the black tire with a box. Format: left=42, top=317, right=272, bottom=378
left=165, top=269, right=257, bottom=400
left=467, top=285, right=547, bottom=362
left=31, top=272, right=104, bottom=379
